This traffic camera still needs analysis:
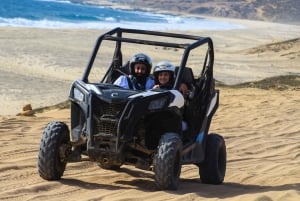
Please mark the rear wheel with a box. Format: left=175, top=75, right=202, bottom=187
left=38, top=121, right=71, bottom=180
left=199, top=133, right=226, bottom=184
left=154, top=132, right=182, bottom=190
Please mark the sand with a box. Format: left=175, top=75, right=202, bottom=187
left=0, top=17, right=300, bottom=200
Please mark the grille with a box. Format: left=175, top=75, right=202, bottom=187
left=96, top=118, right=118, bottom=136
left=93, top=100, right=126, bottom=137
left=101, top=102, right=124, bottom=116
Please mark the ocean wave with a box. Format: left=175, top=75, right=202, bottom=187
left=36, top=0, right=72, bottom=4
left=0, top=16, right=244, bottom=30
left=0, top=0, right=244, bottom=30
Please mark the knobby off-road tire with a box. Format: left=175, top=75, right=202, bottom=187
left=38, top=121, right=71, bottom=180
left=199, top=133, right=226, bottom=184
left=154, top=132, right=182, bottom=190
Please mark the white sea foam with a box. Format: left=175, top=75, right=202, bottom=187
left=37, top=0, right=72, bottom=4
left=0, top=0, right=244, bottom=30
left=0, top=16, right=244, bottom=30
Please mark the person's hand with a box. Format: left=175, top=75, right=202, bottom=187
left=153, top=84, right=160, bottom=89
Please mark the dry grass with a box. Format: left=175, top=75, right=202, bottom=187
left=217, top=75, right=300, bottom=90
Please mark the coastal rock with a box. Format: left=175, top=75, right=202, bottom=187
left=16, top=104, right=35, bottom=116
left=97, top=0, right=300, bottom=24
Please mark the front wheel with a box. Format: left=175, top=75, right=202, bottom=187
left=154, top=132, right=182, bottom=190
left=199, top=133, right=226, bottom=184
left=38, top=121, right=71, bottom=180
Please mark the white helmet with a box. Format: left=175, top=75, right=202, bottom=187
left=153, top=61, right=175, bottom=74
left=153, top=61, right=175, bottom=86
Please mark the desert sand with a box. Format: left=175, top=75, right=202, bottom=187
left=0, top=17, right=300, bottom=200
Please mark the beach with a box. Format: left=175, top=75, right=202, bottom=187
left=1, top=19, right=299, bottom=116
left=0, top=14, right=300, bottom=201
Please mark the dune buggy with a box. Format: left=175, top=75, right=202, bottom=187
left=38, top=27, right=226, bottom=190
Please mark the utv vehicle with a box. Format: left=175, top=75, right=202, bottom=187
left=38, top=27, right=226, bottom=190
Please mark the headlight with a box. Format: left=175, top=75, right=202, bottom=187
left=74, top=88, right=84, bottom=102
left=148, top=97, right=167, bottom=110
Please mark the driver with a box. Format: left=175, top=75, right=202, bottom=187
left=114, top=53, right=155, bottom=90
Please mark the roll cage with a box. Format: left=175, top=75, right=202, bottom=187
left=81, top=27, right=214, bottom=91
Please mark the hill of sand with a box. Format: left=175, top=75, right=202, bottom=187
left=0, top=86, right=299, bottom=200
left=0, top=12, right=299, bottom=201
left=1, top=19, right=300, bottom=115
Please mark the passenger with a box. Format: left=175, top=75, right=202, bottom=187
left=152, top=61, right=175, bottom=90
left=179, top=81, right=189, bottom=99
left=114, top=53, right=155, bottom=90
left=152, top=61, right=189, bottom=131
left=153, top=61, right=189, bottom=98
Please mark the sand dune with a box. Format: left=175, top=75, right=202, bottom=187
left=0, top=17, right=300, bottom=200
left=243, top=38, right=300, bottom=55
left=0, top=87, right=299, bottom=201
left=1, top=19, right=300, bottom=115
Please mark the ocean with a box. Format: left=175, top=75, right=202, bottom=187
left=0, top=0, right=243, bottom=30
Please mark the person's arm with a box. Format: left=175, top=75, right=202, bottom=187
left=113, top=76, right=129, bottom=89
left=146, top=77, right=155, bottom=89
